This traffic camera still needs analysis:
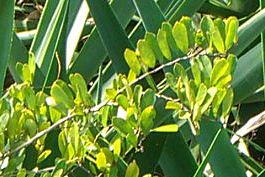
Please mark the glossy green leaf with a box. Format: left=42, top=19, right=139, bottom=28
left=165, top=101, right=182, bottom=110
left=113, top=117, right=133, bottom=135
left=152, top=124, right=178, bottom=132
left=212, top=23, right=225, bottom=53
left=221, top=88, right=234, bottom=119
left=191, top=61, right=202, bottom=86
left=180, top=16, right=195, bottom=48
left=124, top=49, right=141, bottom=75
left=116, top=94, right=129, bottom=110
left=25, top=119, right=37, bottom=137
left=162, top=22, right=181, bottom=57
left=212, top=89, right=227, bottom=117
left=140, top=89, right=156, bottom=110
left=172, top=22, right=189, bottom=54
left=201, top=87, right=218, bottom=113
left=225, top=16, right=239, bottom=50
left=125, top=160, right=139, bottom=177
left=50, top=80, right=74, bottom=109
left=210, top=59, right=229, bottom=86
left=140, top=106, right=156, bottom=135
left=157, top=29, right=172, bottom=60
left=106, top=88, right=118, bottom=100
left=137, top=39, right=156, bottom=68
left=201, top=16, right=215, bottom=47
left=37, top=150, right=52, bottom=164
left=145, top=33, right=164, bottom=63
left=195, top=83, right=208, bottom=106
left=133, top=85, right=143, bottom=107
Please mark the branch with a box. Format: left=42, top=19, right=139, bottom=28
left=2, top=48, right=211, bottom=159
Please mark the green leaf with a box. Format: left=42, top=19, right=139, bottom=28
left=210, top=58, right=229, bottom=86
left=165, top=101, right=182, bottom=110
left=137, top=39, right=156, bottom=68
left=50, top=80, right=74, bottom=109
left=66, top=143, right=75, bottom=160
left=221, top=88, right=234, bottom=119
left=17, top=168, right=26, bottom=177
left=133, top=85, right=143, bottom=107
left=125, top=160, right=139, bottom=177
left=212, top=89, right=227, bottom=117
left=172, top=22, right=189, bottom=54
left=180, top=16, right=195, bottom=48
left=116, top=94, right=129, bottom=110
left=201, top=87, right=218, bottom=113
left=37, top=150, right=52, bottom=164
left=162, top=22, right=181, bottom=57
left=227, top=54, right=237, bottom=75
left=191, top=60, right=202, bottom=86
left=173, top=63, right=188, bottom=82
left=0, top=0, right=14, bottom=94
left=192, top=103, right=202, bottom=121
left=201, top=16, right=215, bottom=47
left=96, top=151, right=107, bottom=170
left=140, top=106, right=156, bottom=135
left=214, top=18, right=226, bottom=43
left=140, top=89, right=156, bottom=110
left=69, top=73, right=93, bottom=106
left=225, top=16, right=239, bottom=50
left=152, top=124, right=178, bottom=132
left=145, top=33, right=164, bottom=63
left=212, top=23, right=225, bottom=53
left=113, top=138, right=121, bottom=156
left=113, top=117, right=133, bottom=135
left=25, top=119, right=37, bottom=137
left=195, top=83, right=208, bottom=106
left=157, top=29, right=172, bottom=60
left=58, top=131, right=67, bottom=155
left=106, top=88, right=118, bottom=100
left=124, top=49, right=141, bottom=75
left=69, top=123, right=80, bottom=155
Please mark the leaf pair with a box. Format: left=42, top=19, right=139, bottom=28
left=201, top=16, right=239, bottom=53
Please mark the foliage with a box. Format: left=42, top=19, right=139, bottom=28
left=0, top=0, right=265, bottom=177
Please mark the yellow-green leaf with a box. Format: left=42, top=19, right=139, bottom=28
left=152, top=124, right=178, bottom=132
left=124, top=49, right=141, bottom=75
left=137, top=39, right=156, bottom=68
left=125, top=160, right=139, bottom=177
left=172, top=22, right=189, bottom=54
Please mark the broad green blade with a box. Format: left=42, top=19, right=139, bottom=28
left=70, top=0, right=135, bottom=81
left=9, top=33, right=28, bottom=82
left=230, top=8, right=265, bottom=55
left=197, top=120, right=246, bottom=177
left=62, top=0, right=89, bottom=71
left=232, top=44, right=263, bottom=104
left=132, top=0, right=165, bottom=33
left=134, top=133, right=167, bottom=175
left=30, top=0, right=69, bottom=87
left=86, top=0, right=133, bottom=74
left=261, top=1, right=265, bottom=102
left=193, top=129, right=222, bottom=177
left=159, top=132, right=197, bottom=177
left=0, top=0, right=15, bottom=94
left=169, top=0, right=207, bottom=23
